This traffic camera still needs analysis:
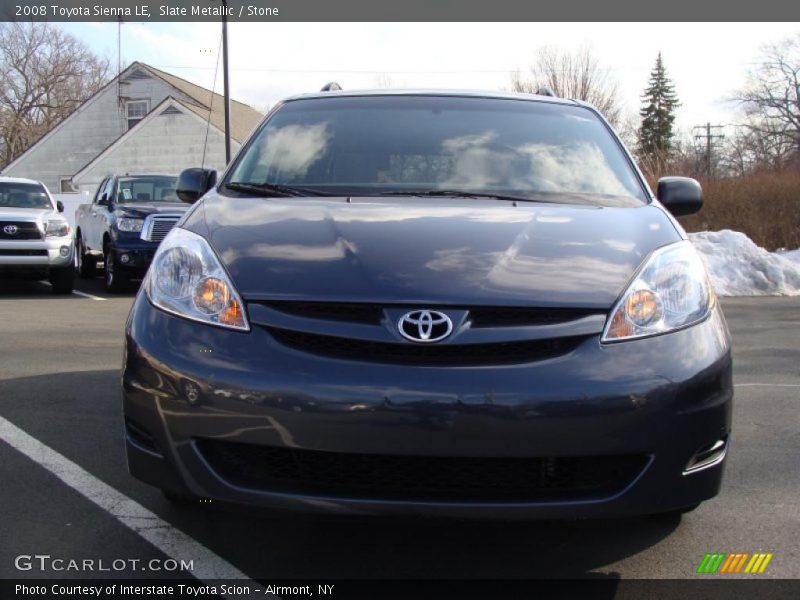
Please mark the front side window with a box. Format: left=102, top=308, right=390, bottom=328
left=226, top=95, right=646, bottom=206
left=93, top=178, right=108, bottom=203
left=0, top=182, right=53, bottom=209
left=114, top=176, right=178, bottom=203
left=126, top=100, right=150, bottom=130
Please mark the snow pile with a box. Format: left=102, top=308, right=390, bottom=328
left=688, top=230, right=800, bottom=296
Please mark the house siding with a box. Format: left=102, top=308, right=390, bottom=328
left=70, top=106, right=238, bottom=195
left=1, top=67, right=200, bottom=191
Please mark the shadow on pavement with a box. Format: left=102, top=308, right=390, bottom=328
left=0, top=273, right=139, bottom=299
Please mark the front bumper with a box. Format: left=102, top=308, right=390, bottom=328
left=123, top=295, right=733, bottom=518
left=0, top=237, right=74, bottom=272
left=110, top=235, right=158, bottom=274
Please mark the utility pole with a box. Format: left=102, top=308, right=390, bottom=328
left=693, top=123, right=724, bottom=177
left=221, top=0, right=231, bottom=164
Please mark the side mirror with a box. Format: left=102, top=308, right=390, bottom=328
left=56, top=200, right=64, bottom=213
left=177, top=168, right=217, bottom=204
left=657, top=177, right=702, bottom=216
left=98, top=193, right=109, bottom=206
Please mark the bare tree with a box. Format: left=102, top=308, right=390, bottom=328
left=0, top=22, right=110, bottom=167
left=615, top=110, right=642, bottom=153
left=374, top=73, right=394, bottom=89
left=733, top=34, right=800, bottom=165
left=511, top=45, right=623, bottom=127
left=718, top=119, right=798, bottom=176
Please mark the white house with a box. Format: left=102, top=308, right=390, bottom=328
left=1, top=61, right=263, bottom=196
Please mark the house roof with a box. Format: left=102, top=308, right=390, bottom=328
left=138, top=63, right=263, bottom=144
left=173, top=98, right=260, bottom=145
left=1, top=61, right=263, bottom=175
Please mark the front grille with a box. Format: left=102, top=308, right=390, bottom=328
left=266, top=327, right=586, bottom=366
left=469, top=307, right=603, bottom=327
left=141, top=216, right=180, bottom=243
left=196, top=438, right=647, bottom=502
left=262, top=301, right=601, bottom=328
left=0, top=221, right=42, bottom=240
left=0, top=249, right=47, bottom=256
left=264, top=301, right=384, bottom=324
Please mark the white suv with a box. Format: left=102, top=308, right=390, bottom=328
left=0, top=177, right=75, bottom=293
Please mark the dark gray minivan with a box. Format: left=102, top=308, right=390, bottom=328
left=122, top=90, right=731, bottom=519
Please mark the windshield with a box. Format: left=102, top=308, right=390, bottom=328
left=0, top=182, right=52, bottom=210
left=115, top=176, right=178, bottom=203
left=226, top=95, right=646, bottom=205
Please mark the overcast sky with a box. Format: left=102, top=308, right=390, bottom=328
left=61, top=21, right=799, bottom=136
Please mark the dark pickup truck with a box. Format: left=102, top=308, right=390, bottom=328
left=75, top=174, right=188, bottom=292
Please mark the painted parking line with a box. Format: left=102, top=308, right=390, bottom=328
left=0, top=415, right=258, bottom=597
left=72, top=290, right=107, bottom=301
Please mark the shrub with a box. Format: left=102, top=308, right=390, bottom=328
left=670, top=170, right=800, bottom=251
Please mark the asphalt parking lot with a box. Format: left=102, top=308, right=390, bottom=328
left=0, top=275, right=798, bottom=582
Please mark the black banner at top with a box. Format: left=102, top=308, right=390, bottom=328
left=0, top=0, right=799, bottom=22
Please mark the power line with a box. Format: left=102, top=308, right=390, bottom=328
left=693, top=123, right=725, bottom=176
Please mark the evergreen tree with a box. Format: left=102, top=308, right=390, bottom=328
left=638, top=53, right=680, bottom=165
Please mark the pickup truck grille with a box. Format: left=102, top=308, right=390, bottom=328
left=1, top=221, right=42, bottom=240
left=140, top=215, right=181, bottom=243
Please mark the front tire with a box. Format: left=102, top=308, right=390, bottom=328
left=76, top=234, right=97, bottom=279
left=49, top=267, right=75, bottom=294
left=104, top=248, right=130, bottom=293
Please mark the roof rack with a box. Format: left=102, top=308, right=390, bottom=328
left=536, top=86, right=556, bottom=97
left=320, top=82, right=342, bottom=92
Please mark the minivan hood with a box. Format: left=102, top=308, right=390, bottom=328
left=191, top=194, right=682, bottom=309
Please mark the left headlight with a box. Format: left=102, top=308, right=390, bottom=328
left=45, top=219, right=70, bottom=238
left=146, top=227, right=249, bottom=331
left=601, top=240, right=714, bottom=343
left=117, top=217, right=144, bottom=232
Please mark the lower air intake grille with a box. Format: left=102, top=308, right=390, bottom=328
left=0, top=249, right=47, bottom=256
left=266, top=327, right=586, bottom=366
left=196, top=439, right=647, bottom=502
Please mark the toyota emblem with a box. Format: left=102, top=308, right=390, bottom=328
left=3, top=224, right=19, bottom=235
left=397, top=310, right=453, bottom=343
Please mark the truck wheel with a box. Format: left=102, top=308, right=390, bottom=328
left=104, top=249, right=130, bottom=293
left=49, top=267, right=75, bottom=294
left=76, top=234, right=97, bottom=279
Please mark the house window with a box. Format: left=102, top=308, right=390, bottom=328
left=126, top=100, right=150, bottom=130
left=60, top=177, right=77, bottom=193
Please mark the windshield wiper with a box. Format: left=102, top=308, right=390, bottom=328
left=225, top=181, right=332, bottom=197
left=371, top=189, right=541, bottom=203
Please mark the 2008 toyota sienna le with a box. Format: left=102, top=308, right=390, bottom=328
left=122, top=90, right=732, bottom=519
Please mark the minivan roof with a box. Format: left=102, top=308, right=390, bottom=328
left=282, top=89, right=583, bottom=106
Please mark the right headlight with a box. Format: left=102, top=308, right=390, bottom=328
left=117, top=217, right=143, bottom=232
left=45, top=219, right=71, bottom=238
left=601, top=240, right=714, bottom=343
left=145, top=227, right=249, bottom=331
